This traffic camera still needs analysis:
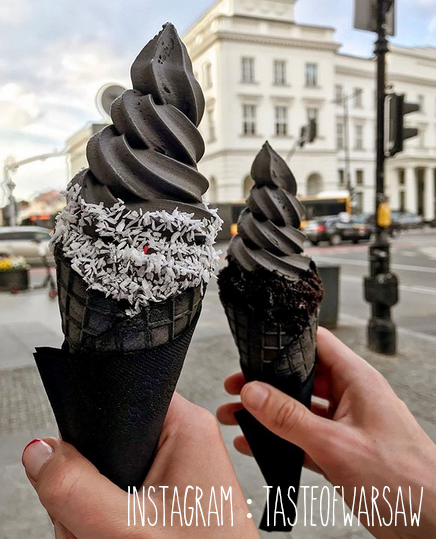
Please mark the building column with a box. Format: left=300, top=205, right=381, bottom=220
left=388, top=168, right=400, bottom=210
left=424, top=166, right=435, bottom=220
left=405, top=167, right=417, bottom=214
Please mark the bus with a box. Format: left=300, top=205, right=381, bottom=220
left=213, top=191, right=352, bottom=240
left=299, top=191, right=351, bottom=226
left=20, top=213, right=57, bottom=230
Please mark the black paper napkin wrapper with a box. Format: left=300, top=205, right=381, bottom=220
left=34, top=312, right=199, bottom=491
left=235, top=366, right=315, bottom=533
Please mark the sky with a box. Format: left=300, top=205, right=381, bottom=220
left=1, top=0, right=435, bottom=202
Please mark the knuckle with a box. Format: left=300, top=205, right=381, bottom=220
left=367, top=366, right=386, bottom=387
left=191, top=406, right=221, bottom=437
left=195, top=405, right=216, bottom=425
left=274, top=398, right=305, bottom=437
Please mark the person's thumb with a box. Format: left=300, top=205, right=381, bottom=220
left=240, top=381, right=334, bottom=455
left=22, top=438, right=128, bottom=539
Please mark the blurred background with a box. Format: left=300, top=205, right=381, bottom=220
left=1, top=1, right=436, bottom=538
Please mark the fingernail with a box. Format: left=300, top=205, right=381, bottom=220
left=242, top=382, right=270, bottom=411
left=22, top=439, right=53, bottom=480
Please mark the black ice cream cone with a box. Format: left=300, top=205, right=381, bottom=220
left=223, top=301, right=318, bottom=532
left=34, top=23, right=220, bottom=493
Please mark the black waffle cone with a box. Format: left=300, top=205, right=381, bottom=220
left=223, top=302, right=318, bottom=532
left=55, top=249, right=203, bottom=354
left=34, top=310, right=200, bottom=491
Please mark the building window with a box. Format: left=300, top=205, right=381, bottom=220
left=355, top=124, right=364, bottom=150
left=207, top=108, right=216, bottom=142
left=356, top=169, right=364, bottom=185
left=307, top=107, right=318, bottom=123
left=337, top=122, right=344, bottom=150
left=418, top=94, right=425, bottom=112
left=354, top=88, right=363, bottom=108
left=338, top=169, right=345, bottom=186
left=203, top=62, right=213, bottom=89
left=335, top=85, right=343, bottom=103
left=305, top=63, right=318, bottom=87
left=274, top=60, right=287, bottom=85
left=242, top=57, right=255, bottom=83
left=242, top=104, right=257, bottom=135
left=275, top=106, right=288, bottom=136
left=398, top=169, right=405, bottom=186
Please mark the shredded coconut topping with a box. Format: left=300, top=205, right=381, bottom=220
left=52, top=182, right=223, bottom=316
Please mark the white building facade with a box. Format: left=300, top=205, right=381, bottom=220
left=184, top=0, right=436, bottom=219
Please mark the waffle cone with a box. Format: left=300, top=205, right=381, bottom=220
left=223, top=302, right=317, bottom=387
left=55, top=249, right=203, bottom=354
left=222, top=301, right=318, bottom=533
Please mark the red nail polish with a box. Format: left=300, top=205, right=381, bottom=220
left=22, top=439, right=42, bottom=465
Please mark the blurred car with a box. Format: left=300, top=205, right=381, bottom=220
left=0, top=226, right=53, bottom=265
left=304, top=216, right=371, bottom=246
left=354, top=213, right=401, bottom=237
left=391, top=211, right=423, bottom=230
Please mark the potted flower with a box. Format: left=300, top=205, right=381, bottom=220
left=0, top=254, right=30, bottom=292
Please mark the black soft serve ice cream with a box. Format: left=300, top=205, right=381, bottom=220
left=52, top=23, right=222, bottom=317
left=77, top=22, right=208, bottom=218
left=220, top=141, right=323, bottom=343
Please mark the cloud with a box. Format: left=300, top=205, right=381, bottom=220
left=429, top=16, right=436, bottom=32
left=0, top=0, right=32, bottom=25
left=0, top=83, right=43, bottom=129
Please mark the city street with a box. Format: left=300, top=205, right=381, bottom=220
left=308, top=228, right=436, bottom=338
left=1, top=229, right=435, bottom=538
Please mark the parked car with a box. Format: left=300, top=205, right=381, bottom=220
left=354, top=213, right=401, bottom=237
left=391, top=211, right=423, bottom=230
left=305, top=216, right=371, bottom=246
left=0, top=227, right=53, bottom=265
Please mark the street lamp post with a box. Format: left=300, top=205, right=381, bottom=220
left=364, top=0, right=398, bottom=355
left=3, top=161, right=17, bottom=226
left=2, top=150, right=66, bottom=227
left=333, top=89, right=362, bottom=209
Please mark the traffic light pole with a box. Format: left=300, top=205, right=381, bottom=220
left=365, top=0, right=398, bottom=355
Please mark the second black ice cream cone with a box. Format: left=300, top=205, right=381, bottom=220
left=218, top=142, right=324, bottom=532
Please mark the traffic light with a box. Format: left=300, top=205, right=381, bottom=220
left=386, top=93, right=419, bottom=157
left=308, top=118, right=317, bottom=143
left=299, top=119, right=317, bottom=147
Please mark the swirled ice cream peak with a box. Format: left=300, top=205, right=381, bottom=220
left=228, top=142, right=312, bottom=280
left=73, top=23, right=210, bottom=219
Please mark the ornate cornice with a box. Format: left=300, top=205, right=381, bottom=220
left=335, top=64, right=375, bottom=79
left=188, top=29, right=339, bottom=60
left=389, top=73, right=436, bottom=88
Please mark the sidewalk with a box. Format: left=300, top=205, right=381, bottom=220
left=1, top=286, right=435, bottom=538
